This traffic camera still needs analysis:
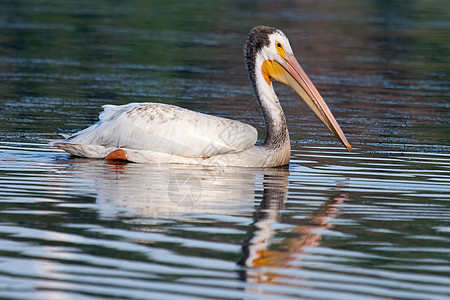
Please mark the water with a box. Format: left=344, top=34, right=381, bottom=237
left=1, top=0, right=449, bottom=299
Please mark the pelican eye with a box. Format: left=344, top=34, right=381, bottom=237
left=275, top=41, right=286, bottom=58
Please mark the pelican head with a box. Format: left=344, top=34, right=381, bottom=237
left=245, top=26, right=351, bottom=151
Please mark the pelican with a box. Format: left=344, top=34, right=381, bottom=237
left=54, top=26, right=351, bottom=167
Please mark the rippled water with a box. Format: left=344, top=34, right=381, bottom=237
left=1, top=0, right=449, bottom=299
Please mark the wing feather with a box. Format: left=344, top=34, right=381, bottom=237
left=62, top=103, right=258, bottom=158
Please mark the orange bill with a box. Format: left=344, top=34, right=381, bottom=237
left=262, top=54, right=351, bottom=151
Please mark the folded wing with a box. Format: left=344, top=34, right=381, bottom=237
left=60, top=103, right=258, bottom=158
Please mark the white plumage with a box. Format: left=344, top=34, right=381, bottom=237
left=59, top=103, right=257, bottom=158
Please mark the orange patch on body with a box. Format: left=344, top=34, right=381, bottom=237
left=105, top=149, right=128, bottom=161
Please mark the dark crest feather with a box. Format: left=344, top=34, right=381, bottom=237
left=244, top=26, right=277, bottom=94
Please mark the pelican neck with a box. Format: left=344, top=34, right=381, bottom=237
left=250, top=58, right=290, bottom=149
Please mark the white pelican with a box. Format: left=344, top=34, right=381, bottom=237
left=55, top=26, right=351, bottom=167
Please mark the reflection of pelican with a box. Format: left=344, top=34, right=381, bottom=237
left=55, top=26, right=350, bottom=167
left=239, top=172, right=347, bottom=287
left=60, top=159, right=268, bottom=218
left=96, top=165, right=255, bottom=218
left=239, top=170, right=289, bottom=268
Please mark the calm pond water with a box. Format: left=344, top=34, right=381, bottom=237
left=1, top=0, right=449, bottom=299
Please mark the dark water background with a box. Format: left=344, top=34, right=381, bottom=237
left=0, top=0, right=449, bottom=299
